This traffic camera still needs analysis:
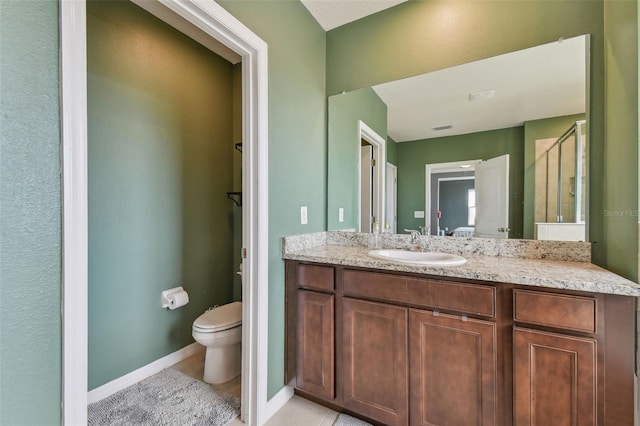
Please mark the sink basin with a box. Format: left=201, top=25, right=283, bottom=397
left=367, top=249, right=467, bottom=266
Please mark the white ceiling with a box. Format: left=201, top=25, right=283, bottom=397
left=373, top=35, right=587, bottom=142
left=301, top=0, right=408, bottom=31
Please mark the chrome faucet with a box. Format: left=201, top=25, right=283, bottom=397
left=405, top=226, right=430, bottom=251
left=404, top=228, right=422, bottom=251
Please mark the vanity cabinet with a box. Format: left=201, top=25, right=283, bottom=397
left=342, top=298, right=408, bottom=425
left=410, top=309, right=497, bottom=426
left=285, top=260, right=636, bottom=426
left=513, top=327, right=596, bottom=425
left=296, top=290, right=335, bottom=400
left=512, top=290, right=598, bottom=426
left=289, top=264, right=336, bottom=400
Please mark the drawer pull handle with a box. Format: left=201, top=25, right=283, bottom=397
left=433, top=309, right=440, bottom=317
left=461, top=315, right=468, bottom=322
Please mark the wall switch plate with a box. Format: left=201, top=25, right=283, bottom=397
left=300, top=206, right=308, bottom=224
left=339, top=208, right=344, bottom=222
left=414, top=210, right=425, bottom=219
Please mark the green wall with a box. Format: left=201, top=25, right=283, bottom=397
left=397, top=127, right=524, bottom=238
left=232, top=64, right=242, bottom=302
left=523, top=114, right=586, bottom=239
left=87, top=1, right=235, bottom=389
left=604, top=0, right=638, bottom=282
left=387, top=136, right=398, bottom=165
left=217, top=0, right=327, bottom=399
left=0, top=1, right=62, bottom=423
left=327, top=87, right=387, bottom=231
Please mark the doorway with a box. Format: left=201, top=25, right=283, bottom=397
left=425, top=155, right=510, bottom=238
left=60, top=1, right=269, bottom=425
left=357, top=121, right=386, bottom=233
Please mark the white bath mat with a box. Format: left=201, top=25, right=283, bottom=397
left=333, top=413, right=373, bottom=426
left=88, top=368, right=240, bottom=426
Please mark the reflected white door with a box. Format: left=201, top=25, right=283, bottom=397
left=386, top=163, right=397, bottom=233
left=360, top=145, right=373, bottom=232
left=475, top=154, right=509, bottom=238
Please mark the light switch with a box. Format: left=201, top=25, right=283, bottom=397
left=339, top=208, right=344, bottom=222
left=414, top=210, right=425, bottom=219
left=301, top=206, right=308, bottom=225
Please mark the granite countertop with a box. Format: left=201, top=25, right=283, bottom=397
left=283, top=243, right=640, bottom=297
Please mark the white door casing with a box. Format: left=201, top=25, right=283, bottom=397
left=386, top=163, right=397, bottom=233
left=474, top=154, right=510, bottom=238
left=360, top=145, right=373, bottom=232
left=61, top=1, right=271, bottom=425
left=425, top=159, right=482, bottom=234
left=357, top=121, right=385, bottom=232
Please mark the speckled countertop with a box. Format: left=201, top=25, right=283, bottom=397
left=282, top=232, right=640, bottom=297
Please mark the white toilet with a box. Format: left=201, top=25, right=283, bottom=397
left=192, top=301, right=242, bottom=384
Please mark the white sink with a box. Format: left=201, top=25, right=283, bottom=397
left=368, top=249, right=467, bottom=266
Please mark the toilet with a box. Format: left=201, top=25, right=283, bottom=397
left=192, top=301, right=242, bottom=384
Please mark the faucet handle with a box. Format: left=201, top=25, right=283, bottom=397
left=418, top=225, right=430, bottom=235
left=404, top=229, right=421, bottom=244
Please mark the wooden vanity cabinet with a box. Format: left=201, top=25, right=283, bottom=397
left=342, top=298, right=408, bottom=426
left=285, top=261, right=637, bottom=426
left=511, top=289, right=636, bottom=426
left=410, top=309, right=498, bottom=426
left=286, top=263, right=336, bottom=401
left=296, top=290, right=335, bottom=400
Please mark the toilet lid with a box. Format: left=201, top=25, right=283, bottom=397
left=193, top=301, right=242, bottom=332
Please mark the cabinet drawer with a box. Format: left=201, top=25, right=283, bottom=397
left=513, top=290, right=596, bottom=333
left=342, top=269, right=495, bottom=317
left=297, top=264, right=334, bottom=291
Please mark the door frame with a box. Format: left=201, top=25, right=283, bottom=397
left=60, top=1, right=269, bottom=425
left=358, top=121, right=386, bottom=232
left=385, top=163, right=397, bottom=233
left=425, top=160, right=481, bottom=233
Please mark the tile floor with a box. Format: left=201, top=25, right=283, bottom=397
left=172, top=350, right=340, bottom=426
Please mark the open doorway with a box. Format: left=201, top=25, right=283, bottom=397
left=60, top=1, right=269, bottom=424
left=358, top=121, right=385, bottom=233
left=425, top=155, right=510, bottom=238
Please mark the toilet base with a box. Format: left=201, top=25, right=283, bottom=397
left=203, top=343, right=241, bottom=384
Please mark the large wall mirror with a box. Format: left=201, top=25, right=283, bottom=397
left=327, top=34, right=590, bottom=242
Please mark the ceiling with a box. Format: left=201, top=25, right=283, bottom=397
left=372, top=36, right=587, bottom=142
left=301, top=0, right=408, bottom=31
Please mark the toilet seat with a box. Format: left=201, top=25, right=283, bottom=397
left=193, top=301, right=242, bottom=333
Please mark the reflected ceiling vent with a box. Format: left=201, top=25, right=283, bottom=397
left=468, top=89, right=496, bottom=101
left=433, top=125, right=453, bottom=131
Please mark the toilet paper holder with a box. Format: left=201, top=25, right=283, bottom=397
left=161, top=286, right=189, bottom=309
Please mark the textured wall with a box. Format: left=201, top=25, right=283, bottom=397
left=603, top=0, right=638, bottom=282
left=0, top=1, right=62, bottom=423
left=216, top=0, right=327, bottom=399
left=87, top=1, right=235, bottom=389
left=397, top=127, right=524, bottom=237
left=328, top=88, right=387, bottom=231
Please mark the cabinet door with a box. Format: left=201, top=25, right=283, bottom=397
left=513, top=327, right=596, bottom=426
left=342, top=298, right=408, bottom=426
left=410, top=309, right=497, bottom=426
left=296, top=290, right=334, bottom=400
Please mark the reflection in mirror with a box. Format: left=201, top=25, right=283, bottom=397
left=327, top=35, right=589, bottom=241
left=534, top=120, right=587, bottom=240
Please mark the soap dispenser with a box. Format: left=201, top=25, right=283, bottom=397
left=370, top=222, right=382, bottom=249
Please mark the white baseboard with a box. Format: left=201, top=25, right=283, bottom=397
left=264, top=385, right=294, bottom=422
left=88, top=342, right=205, bottom=404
